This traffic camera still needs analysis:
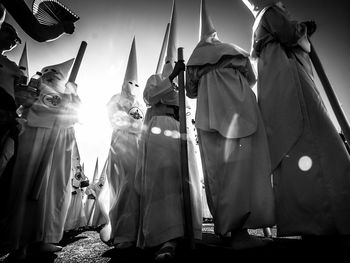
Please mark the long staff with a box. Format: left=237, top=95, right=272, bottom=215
left=309, top=40, right=350, bottom=151
left=29, top=41, right=87, bottom=200
left=177, top=47, right=195, bottom=249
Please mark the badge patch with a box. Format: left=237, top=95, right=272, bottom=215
left=42, top=94, right=62, bottom=107
left=128, top=107, right=144, bottom=120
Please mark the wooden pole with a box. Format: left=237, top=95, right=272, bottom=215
left=68, top=41, right=87, bottom=83
left=29, top=41, right=87, bottom=200
left=309, top=40, right=350, bottom=147
left=177, top=47, right=195, bottom=249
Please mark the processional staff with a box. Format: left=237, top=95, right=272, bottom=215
left=309, top=40, right=350, bottom=154
left=177, top=47, right=195, bottom=250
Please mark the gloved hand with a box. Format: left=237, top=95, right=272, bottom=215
left=169, top=61, right=185, bottom=82
left=302, top=20, right=317, bottom=37
left=65, top=81, right=78, bottom=94
left=62, top=21, right=75, bottom=34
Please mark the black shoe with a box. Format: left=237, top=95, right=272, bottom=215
left=154, top=240, right=177, bottom=262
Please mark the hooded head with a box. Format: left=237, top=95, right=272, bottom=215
left=121, top=37, right=139, bottom=98
left=19, top=42, right=29, bottom=78
left=0, top=22, right=21, bottom=52
left=162, top=0, right=177, bottom=78
left=40, top=58, right=74, bottom=91
left=241, top=0, right=279, bottom=16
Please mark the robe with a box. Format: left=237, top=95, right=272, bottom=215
left=103, top=93, right=143, bottom=245
left=135, top=74, right=202, bottom=248
left=64, top=153, right=87, bottom=231
left=186, top=41, right=275, bottom=236
left=251, top=5, right=350, bottom=236
left=0, top=81, right=79, bottom=250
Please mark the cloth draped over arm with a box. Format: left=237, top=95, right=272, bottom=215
left=143, top=74, right=179, bottom=107
left=186, top=42, right=258, bottom=139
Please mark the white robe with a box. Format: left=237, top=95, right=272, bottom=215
left=135, top=74, right=202, bottom=248
left=103, top=93, right=144, bottom=245
left=186, top=44, right=275, bottom=235
left=0, top=82, right=79, bottom=249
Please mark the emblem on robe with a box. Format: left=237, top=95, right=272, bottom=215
left=74, top=171, right=82, bottom=181
left=128, top=106, right=144, bottom=120
left=42, top=93, right=62, bottom=107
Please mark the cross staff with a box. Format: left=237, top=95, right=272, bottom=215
left=29, top=41, right=87, bottom=200
left=177, top=47, right=195, bottom=249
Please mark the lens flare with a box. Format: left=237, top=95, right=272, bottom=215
left=298, top=156, right=313, bottom=171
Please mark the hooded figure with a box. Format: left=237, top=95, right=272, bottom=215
left=14, top=43, right=39, bottom=109
left=0, top=22, right=23, bottom=173
left=242, top=0, right=350, bottom=237
left=64, top=140, right=88, bottom=232
left=0, top=22, right=23, bottom=251
left=186, top=0, right=275, bottom=249
left=88, top=157, right=109, bottom=230
left=99, top=37, right=145, bottom=248
left=84, top=157, right=99, bottom=227
left=0, top=58, right=81, bottom=257
left=135, top=0, right=202, bottom=260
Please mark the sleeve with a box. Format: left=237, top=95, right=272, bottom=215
left=143, top=74, right=175, bottom=106
left=185, top=66, right=200, bottom=99
left=2, top=0, right=66, bottom=42
left=245, top=58, right=257, bottom=87
left=263, top=7, right=306, bottom=48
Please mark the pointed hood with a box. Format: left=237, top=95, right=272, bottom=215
left=156, top=23, right=170, bottom=74
left=92, top=157, right=99, bottom=183
left=162, top=0, right=177, bottom=78
left=121, top=37, right=139, bottom=97
left=19, top=42, right=29, bottom=78
left=40, top=58, right=74, bottom=81
left=241, top=0, right=278, bottom=15
left=187, top=0, right=249, bottom=67
left=98, top=158, right=108, bottom=187
left=72, top=139, right=81, bottom=169
left=123, top=37, right=138, bottom=85
left=200, top=0, right=216, bottom=41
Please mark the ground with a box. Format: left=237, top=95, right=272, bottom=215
left=1, top=225, right=349, bottom=262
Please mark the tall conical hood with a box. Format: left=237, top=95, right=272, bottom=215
left=156, top=23, right=170, bottom=74
left=19, top=42, right=29, bottom=78
left=40, top=58, right=74, bottom=80
left=121, top=37, right=138, bottom=96
left=92, top=157, right=99, bottom=183
left=200, top=0, right=216, bottom=41
left=241, top=0, right=278, bottom=13
left=162, top=0, right=177, bottom=77
left=72, top=139, right=81, bottom=169
left=123, top=36, right=138, bottom=85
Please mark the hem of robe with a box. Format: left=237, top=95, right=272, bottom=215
left=140, top=226, right=202, bottom=248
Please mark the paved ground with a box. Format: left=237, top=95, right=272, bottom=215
left=1, top=225, right=349, bottom=262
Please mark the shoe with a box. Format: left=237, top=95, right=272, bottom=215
left=154, top=240, right=177, bottom=262
left=230, top=229, right=273, bottom=250
left=35, top=242, right=63, bottom=253
left=114, top=241, right=135, bottom=250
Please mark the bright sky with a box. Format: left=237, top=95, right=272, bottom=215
left=4, top=0, right=350, bottom=179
